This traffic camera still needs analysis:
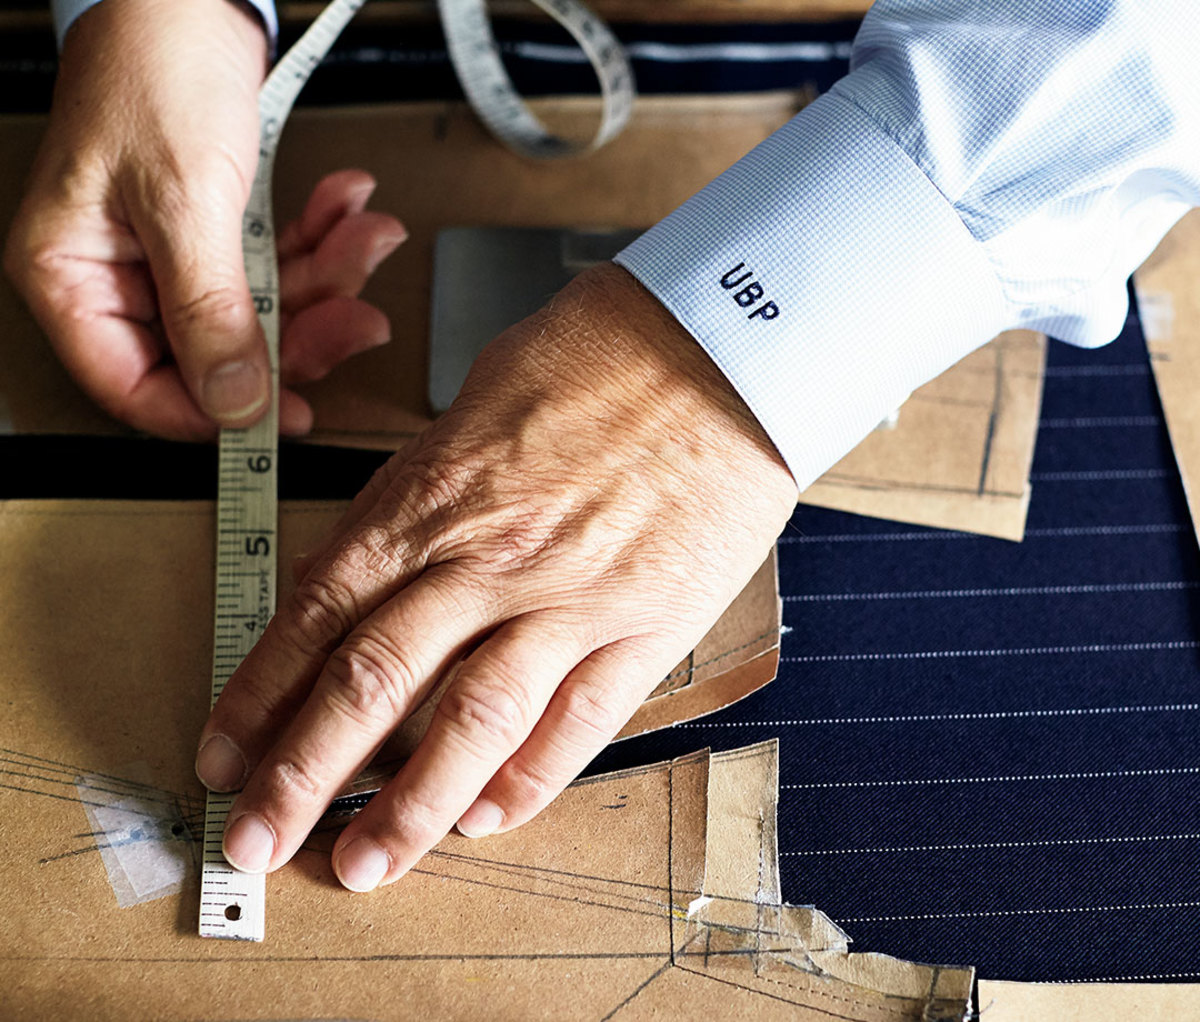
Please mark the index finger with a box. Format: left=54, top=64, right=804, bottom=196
left=217, top=569, right=494, bottom=874
left=195, top=498, right=438, bottom=793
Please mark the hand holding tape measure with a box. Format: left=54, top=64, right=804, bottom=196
left=4, top=0, right=409, bottom=441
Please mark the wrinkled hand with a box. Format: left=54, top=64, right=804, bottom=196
left=196, top=263, right=797, bottom=891
left=3, top=0, right=405, bottom=439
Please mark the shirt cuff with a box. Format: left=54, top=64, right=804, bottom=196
left=51, top=0, right=278, bottom=51
left=614, top=89, right=1011, bottom=492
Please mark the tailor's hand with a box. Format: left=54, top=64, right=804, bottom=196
left=3, top=0, right=405, bottom=439
left=196, top=262, right=798, bottom=891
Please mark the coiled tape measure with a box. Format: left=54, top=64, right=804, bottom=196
left=200, top=0, right=635, bottom=941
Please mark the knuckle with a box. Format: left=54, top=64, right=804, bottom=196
left=321, top=635, right=415, bottom=727
left=350, top=522, right=410, bottom=583
left=262, top=755, right=326, bottom=805
left=435, top=681, right=530, bottom=750
left=165, top=284, right=254, bottom=339
left=140, top=145, right=248, bottom=219
left=286, top=574, right=361, bottom=653
left=502, top=755, right=559, bottom=806
left=397, top=454, right=472, bottom=527
left=393, top=789, right=449, bottom=849
left=217, top=674, right=279, bottom=735
left=557, top=681, right=621, bottom=743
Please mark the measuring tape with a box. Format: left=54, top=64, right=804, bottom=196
left=439, top=0, right=635, bottom=158
left=199, top=0, right=634, bottom=942
left=200, top=0, right=367, bottom=942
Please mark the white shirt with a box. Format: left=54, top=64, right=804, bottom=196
left=53, top=0, right=1200, bottom=489
left=615, top=1, right=1199, bottom=487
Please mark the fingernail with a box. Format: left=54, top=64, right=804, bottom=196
left=335, top=836, right=391, bottom=892
left=223, top=812, right=275, bottom=873
left=195, top=734, right=247, bottom=791
left=456, top=799, right=503, bottom=839
left=365, top=323, right=392, bottom=349
left=345, top=178, right=377, bottom=213
left=203, top=359, right=267, bottom=422
left=366, top=231, right=407, bottom=274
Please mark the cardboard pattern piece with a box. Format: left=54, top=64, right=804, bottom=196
left=0, top=95, right=1045, bottom=540
left=1135, top=208, right=1200, bottom=549
left=1, top=651, right=974, bottom=1022
left=0, top=500, right=954, bottom=1017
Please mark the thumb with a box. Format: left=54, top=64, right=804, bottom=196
left=132, top=176, right=270, bottom=427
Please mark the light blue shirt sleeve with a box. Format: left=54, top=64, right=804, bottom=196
left=615, top=0, right=1199, bottom=491
left=51, top=0, right=278, bottom=50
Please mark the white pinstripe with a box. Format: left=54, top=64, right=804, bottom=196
left=1056, top=972, right=1200, bottom=983
left=784, top=833, right=1200, bottom=856
left=672, top=703, right=1200, bottom=727
left=783, top=640, right=1200, bottom=663
left=784, top=767, right=1200, bottom=790
left=840, top=901, right=1200, bottom=924
left=785, top=581, right=1199, bottom=603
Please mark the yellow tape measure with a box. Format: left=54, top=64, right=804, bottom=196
left=199, top=0, right=634, bottom=942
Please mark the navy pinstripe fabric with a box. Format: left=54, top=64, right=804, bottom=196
left=593, top=293, right=1200, bottom=982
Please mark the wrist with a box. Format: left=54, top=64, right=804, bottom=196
left=55, top=0, right=273, bottom=55
left=553, top=262, right=798, bottom=506
left=58, top=0, right=267, bottom=85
